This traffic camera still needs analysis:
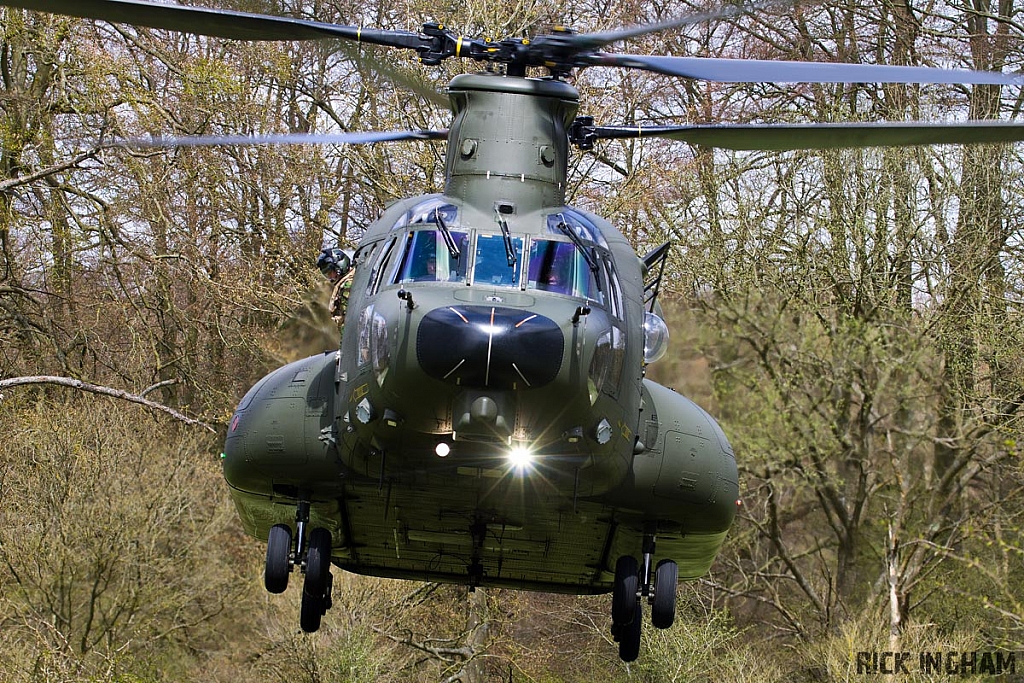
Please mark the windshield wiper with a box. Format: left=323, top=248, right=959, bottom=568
left=555, top=214, right=599, bottom=275
left=434, top=207, right=461, bottom=260
left=497, top=216, right=517, bottom=268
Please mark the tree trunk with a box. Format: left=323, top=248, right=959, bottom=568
left=459, top=587, right=490, bottom=683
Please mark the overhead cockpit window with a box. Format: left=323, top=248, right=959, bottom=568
left=545, top=210, right=609, bottom=249
left=527, top=239, right=599, bottom=299
left=394, top=230, right=468, bottom=284
left=472, top=233, right=523, bottom=287
left=392, top=197, right=458, bottom=230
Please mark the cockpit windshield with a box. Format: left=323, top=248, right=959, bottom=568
left=385, top=203, right=607, bottom=303
left=527, top=239, right=599, bottom=299
left=472, top=233, right=523, bottom=287
left=394, top=230, right=469, bottom=284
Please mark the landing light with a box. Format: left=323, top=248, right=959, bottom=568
left=507, top=445, right=534, bottom=472
left=642, top=312, right=670, bottom=364
left=435, top=442, right=451, bottom=458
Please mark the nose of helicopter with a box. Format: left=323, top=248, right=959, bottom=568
left=416, top=305, right=564, bottom=389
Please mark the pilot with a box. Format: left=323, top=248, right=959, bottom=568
left=317, top=247, right=354, bottom=324
left=410, top=237, right=438, bottom=282
left=538, top=264, right=570, bottom=294
left=539, top=269, right=561, bottom=292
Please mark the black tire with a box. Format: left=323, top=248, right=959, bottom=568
left=300, top=588, right=324, bottom=633
left=618, top=598, right=642, bottom=662
left=264, top=524, right=292, bottom=594
left=304, top=527, right=332, bottom=595
left=651, top=559, right=678, bottom=629
left=612, top=555, right=639, bottom=627
left=323, top=570, right=334, bottom=612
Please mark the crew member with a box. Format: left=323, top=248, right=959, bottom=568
left=317, top=247, right=354, bottom=324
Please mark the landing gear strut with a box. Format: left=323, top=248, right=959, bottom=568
left=610, top=531, right=679, bottom=662
left=261, top=501, right=335, bottom=633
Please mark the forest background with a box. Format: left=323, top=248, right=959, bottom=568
left=1, top=0, right=1023, bottom=680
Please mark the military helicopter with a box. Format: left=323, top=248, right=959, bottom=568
left=6, top=0, right=1024, bottom=663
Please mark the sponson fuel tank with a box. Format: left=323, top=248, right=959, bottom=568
left=222, top=352, right=342, bottom=496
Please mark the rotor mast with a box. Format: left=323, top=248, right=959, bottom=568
left=444, top=73, right=579, bottom=213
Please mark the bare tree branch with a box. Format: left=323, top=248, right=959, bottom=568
left=0, top=376, right=216, bottom=433
left=0, top=149, right=100, bottom=193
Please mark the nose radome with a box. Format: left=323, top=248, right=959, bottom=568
left=416, top=305, right=564, bottom=389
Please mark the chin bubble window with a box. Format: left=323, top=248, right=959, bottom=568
left=357, top=304, right=391, bottom=378
left=589, top=326, right=626, bottom=398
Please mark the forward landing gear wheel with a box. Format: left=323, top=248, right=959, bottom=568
left=651, top=559, right=678, bottom=629
left=305, top=527, right=332, bottom=595
left=264, top=524, right=292, bottom=594
left=300, top=527, right=333, bottom=633
left=300, top=587, right=325, bottom=633
left=618, top=597, right=643, bottom=662
left=612, top=555, right=639, bottom=627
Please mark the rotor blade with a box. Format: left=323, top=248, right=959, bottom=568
left=562, top=0, right=781, bottom=52
left=586, top=53, right=1024, bottom=86
left=2, top=0, right=427, bottom=47
left=591, top=121, right=1024, bottom=151
left=341, top=46, right=449, bottom=108
left=112, top=129, right=448, bottom=148
left=5, top=0, right=448, bottom=106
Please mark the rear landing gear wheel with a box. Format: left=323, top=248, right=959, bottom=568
left=264, top=524, right=292, bottom=594
left=651, top=559, right=678, bottom=629
left=612, top=555, right=639, bottom=628
left=618, top=597, right=643, bottom=662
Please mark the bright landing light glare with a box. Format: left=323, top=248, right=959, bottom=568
left=507, top=445, right=534, bottom=471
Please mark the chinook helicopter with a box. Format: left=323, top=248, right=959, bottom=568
left=7, top=0, right=1024, bottom=663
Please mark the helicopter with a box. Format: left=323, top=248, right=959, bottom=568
left=5, top=0, right=1024, bottom=664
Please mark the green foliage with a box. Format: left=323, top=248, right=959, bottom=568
left=0, top=397, right=251, bottom=682
left=628, top=599, right=740, bottom=682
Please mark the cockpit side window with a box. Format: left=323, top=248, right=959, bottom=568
left=472, top=233, right=523, bottom=288
left=394, top=230, right=469, bottom=284
left=527, top=239, right=599, bottom=300
left=601, top=253, right=625, bottom=320
left=366, top=236, right=398, bottom=295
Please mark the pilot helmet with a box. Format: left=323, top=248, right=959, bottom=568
left=317, top=247, right=351, bottom=282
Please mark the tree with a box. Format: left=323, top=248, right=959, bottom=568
left=0, top=397, right=247, bottom=681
